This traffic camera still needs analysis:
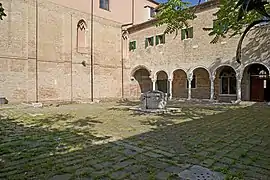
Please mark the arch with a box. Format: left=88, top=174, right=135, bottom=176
left=131, top=67, right=152, bottom=98
left=191, top=67, right=211, bottom=99
left=156, top=70, right=168, bottom=80
left=156, top=71, right=168, bottom=93
left=190, top=66, right=211, bottom=78
left=170, top=68, right=187, bottom=80
left=214, top=65, right=237, bottom=102
left=212, top=64, right=237, bottom=78
left=131, top=65, right=151, bottom=77
left=77, top=19, right=87, bottom=30
left=241, top=63, right=270, bottom=102
left=77, top=19, right=87, bottom=52
left=242, top=62, right=270, bottom=76
left=172, top=69, right=188, bottom=99
left=154, top=70, right=169, bottom=80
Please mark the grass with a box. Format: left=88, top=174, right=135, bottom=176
left=0, top=101, right=270, bottom=179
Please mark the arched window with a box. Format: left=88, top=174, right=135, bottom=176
left=77, top=20, right=87, bottom=52
left=219, top=68, right=236, bottom=95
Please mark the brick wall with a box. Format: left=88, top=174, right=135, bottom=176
left=0, top=0, right=122, bottom=103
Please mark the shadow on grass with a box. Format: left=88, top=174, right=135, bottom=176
left=0, top=103, right=270, bottom=179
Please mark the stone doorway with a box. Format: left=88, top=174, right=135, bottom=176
left=242, top=64, right=270, bottom=102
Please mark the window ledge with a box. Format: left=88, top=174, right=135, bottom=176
left=145, top=46, right=154, bottom=49
left=183, top=38, right=193, bottom=41
left=99, top=7, right=110, bottom=12
left=219, top=94, right=236, bottom=96
left=156, top=44, right=165, bottom=47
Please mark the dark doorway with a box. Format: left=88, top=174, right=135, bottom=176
left=156, top=71, right=168, bottom=93
left=248, top=64, right=270, bottom=102
left=250, top=77, right=264, bottom=101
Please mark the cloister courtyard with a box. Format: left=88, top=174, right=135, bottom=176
left=0, top=101, right=269, bottom=180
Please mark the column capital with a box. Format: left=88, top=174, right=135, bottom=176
left=236, top=73, right=242, bottom=81
left=187, top=72, right=193, bottom=81
left=209, top=74, right=216, bottom=81
left=151, top=78, right=157, bottom=82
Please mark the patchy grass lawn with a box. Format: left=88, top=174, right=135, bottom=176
left=0, top=101, right=269, bottom=180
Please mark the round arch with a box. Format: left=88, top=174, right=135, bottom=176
left=172, top=69, right=188, bottom=99
left=130, top=66, right=152, bottom=98
left=212, top=64, right=237, bottom=78
left=241, top=63, right=270, bottom=102
left=170, top=68, right=187, bottom=80
left=131, top=65, right=151, bottom=77
left=213, top=65, right=237, bottom=102
left=154, top=70, right=169, bottom=80
left=190, top=66, right=211, bottom=78
left=156, top=71, right=169, bottom=93
left=242, top=62, right=270, bottom=76
left=191, top=67, right=211, bottom=99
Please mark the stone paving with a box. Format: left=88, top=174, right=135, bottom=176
left=0, top=101, right=270, bottom=180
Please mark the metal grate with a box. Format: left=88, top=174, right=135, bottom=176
left=193, top=172, right=213, bottom=180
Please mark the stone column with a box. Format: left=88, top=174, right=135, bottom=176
left=210, top=75, right=215, bottom=101
left=187, top=73, right=193, bottom=100
left=236, top=74, right=242, bottom=101
left=168, top=79, right=173, bottom=100
left=152, top=79, right=156, bottom=91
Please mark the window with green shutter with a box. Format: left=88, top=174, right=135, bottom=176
left=129, top=41, right=136, bottom=51
left=156, top=34, right=165, bottom=45
left=181, top=27, right=193, bottom=40
left=145, top=36, right=154, bottom=48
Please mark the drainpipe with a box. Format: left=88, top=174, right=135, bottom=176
left=132, top=0, right=134, bottom=24
left=90, top=0, right=94, bottom=102
left=35, top=0, right=39, bottom=103
left=70, top=14, right=73, bottom=103
left=120, top=0, right=135, bottom=99
left=121, top=23, right=133, bottom=99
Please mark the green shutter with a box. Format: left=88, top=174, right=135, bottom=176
left=189, top=27, right=193, bottom=38
left=181, top=29, right=185, bottom=40
left=151, top=37, right=154, bottom=46
left=162, top=34, right=165, bottom=43
left=156, top=36, right=159, bottom=45
left=145, top=38, right=148, bottom=48
left=129, top=41, right=132, bottom=51
left=134, top=41, right=136, bottom=49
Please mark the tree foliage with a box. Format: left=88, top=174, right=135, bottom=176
left=155, top=0, right=270, bottom=63
left=0, top=3, right=7, bottom=20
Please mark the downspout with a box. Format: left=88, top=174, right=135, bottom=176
left=120, top=0, right=135, bottom=99
left=90, top=0, right=94, bottom=102
left=121, top=23, right=133, bottom=99
left=132, top=0, right=134, bottom=24
left=70, top=14, right=73, bottom=103
left=35, top=0, right=39, bottom=102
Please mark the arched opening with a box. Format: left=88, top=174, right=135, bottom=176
left=156, top=71, right=168, bottom=93
left=77, top=19, right=87, bottom=53
left=192, top=68, right=210, bottom=99
left=131, top=68, right=152, bottom=98
left=214, top=66, right=237, bottom=102
left=172, top=69, right=187, bottom=99
left=241, top=63, right=270, bottom=102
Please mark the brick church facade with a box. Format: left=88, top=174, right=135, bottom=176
left=0, top=0, right=269, bottom=103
